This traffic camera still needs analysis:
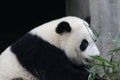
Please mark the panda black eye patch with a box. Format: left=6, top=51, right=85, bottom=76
left=80, top=39, right=89, bottom=51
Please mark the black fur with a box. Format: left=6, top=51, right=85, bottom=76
left=12, top=77, right=23, bottom=80
left=56, top=21, right=71, bottom=34
left=11, top=33, right=89, bottom=80
left=80, top=39, right=89, bottom=51
left=84, top=16, right=91, bottom=24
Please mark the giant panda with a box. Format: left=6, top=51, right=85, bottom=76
left=0, top=16, right=100, bottom=80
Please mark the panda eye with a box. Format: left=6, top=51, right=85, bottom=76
left=80, top=39, right=89, bottom=51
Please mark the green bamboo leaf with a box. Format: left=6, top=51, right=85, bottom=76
left=109, top=47, right=120, bottom=53
left=91, top=56, right=115, bottom=66
left=88, top=72, right=96, bottom=80
left=90, top=63, right=113, bottom=68
left=102, top=62, right=108, bottom=75
left=91, top=56, right=110, bottom=64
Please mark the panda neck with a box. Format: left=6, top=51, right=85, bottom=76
left=11, top=33, right=90, bottom=80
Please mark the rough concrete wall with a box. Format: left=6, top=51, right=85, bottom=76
left=89, top=0, right=120, bottom=60
left=66, top=0, right=90, bottom=19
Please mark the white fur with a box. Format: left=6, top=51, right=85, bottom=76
left=0, top=47, right=37, bottom=80
left=30, top=16, right=100, bottom=65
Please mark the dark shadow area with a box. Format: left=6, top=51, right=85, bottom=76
left=0, top=0, right=66, bottom=53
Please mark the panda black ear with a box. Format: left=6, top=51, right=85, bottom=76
left=56, top=21, right=71, bottom=34
left=84, top=16, right=91, bottom=24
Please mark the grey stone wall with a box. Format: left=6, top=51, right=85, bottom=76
left=66, top=0, right=90, bottom=19
left=89, top=0, right=120, bottom=60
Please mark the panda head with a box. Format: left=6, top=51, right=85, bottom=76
left=31, top=16, right=100, bottom=66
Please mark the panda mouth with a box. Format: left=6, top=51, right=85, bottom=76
left=85, top=58, right=95, bottom=63
left=69, top=58, right=96, bottom=71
